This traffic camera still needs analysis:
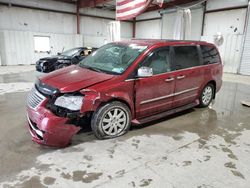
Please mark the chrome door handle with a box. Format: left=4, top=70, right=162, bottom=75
left=177, top=75, right=185, bottom=80
left=165, top=78, right=175, bottom=82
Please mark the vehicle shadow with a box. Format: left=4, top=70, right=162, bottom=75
left=71, top=107, right=218, bottom=146
left=129, top=107, right=218, bottom=140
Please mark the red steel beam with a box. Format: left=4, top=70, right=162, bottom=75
left=76, top=0, right=80, bottom=34
left=132, top=18, right=136, bottom=38
left=146, top=0, right=200, bottom=12
left=78, top=0, right=113, bottom=8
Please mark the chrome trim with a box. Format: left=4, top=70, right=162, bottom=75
left=141, top=93, right=174, bottom=105
left=27, top=87, right=46, bottom=109
left=177, top=75, right=185, bottom=79
left=27, top=114, right=43, bottom=137
left=165, top=78, right=175, bottom=82
left=174, top=87, right=199, bottom=96
left=125, top=62, right=220, bottom=82
left=125, top=78, right=138, bottom=82
left=140, top=87, right=199, bottom=105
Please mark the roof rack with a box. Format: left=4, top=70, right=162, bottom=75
left=130, top=38, right=207, bottom=43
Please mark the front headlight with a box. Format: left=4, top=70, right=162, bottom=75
left=54, top=95, right=83, bottom=111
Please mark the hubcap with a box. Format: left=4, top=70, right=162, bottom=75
left=102, top=108, right=127, bottom=136
left=202, top=86, right=213, bottom=105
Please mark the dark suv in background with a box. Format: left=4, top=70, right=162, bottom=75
left=36, top=47, right=97, bottom=73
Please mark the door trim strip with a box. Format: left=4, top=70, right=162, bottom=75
left=140, top=87, right=199, bottom=105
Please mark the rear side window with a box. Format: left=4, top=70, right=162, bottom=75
left=201, top=45, right=220, bottom=65
left=174, top=46, right=200, bottom=70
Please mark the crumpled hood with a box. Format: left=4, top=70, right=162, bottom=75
left=40, top=65, right=114, bottom=93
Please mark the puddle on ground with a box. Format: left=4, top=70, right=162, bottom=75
left=72, top=170, right=103, bottom=183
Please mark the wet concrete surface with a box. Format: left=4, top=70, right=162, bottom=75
left=0, top=72, right=37, bottom=83
left=0, top=70, right=250, bottom=187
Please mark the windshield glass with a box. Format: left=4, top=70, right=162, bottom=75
left=61, top=48, right=80, bottom=57
left=79, top=43, right=147, bottom=75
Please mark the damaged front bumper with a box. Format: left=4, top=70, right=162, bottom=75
left=27, top=105, right=81, bottom=147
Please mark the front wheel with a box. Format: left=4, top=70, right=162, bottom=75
left=91, top=101, right=131, bottom=139
left=56, top=64, right=68, bottom=70
left=199, top=83, right=215, bottom=108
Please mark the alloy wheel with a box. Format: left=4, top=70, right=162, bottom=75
left=202, top=86, right=213, bottom=106
left=101, top=108, right=127, bottom=136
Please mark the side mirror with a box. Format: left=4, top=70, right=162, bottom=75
left=137, top=67, right=153, bottom=78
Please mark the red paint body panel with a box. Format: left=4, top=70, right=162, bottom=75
left=135, top=73, right=175, bottom=118
left=40, top=65, right=114, bottom=93
left=27, top=39, right=223, bottom=147
left=27, top=103, right=81, bottom=147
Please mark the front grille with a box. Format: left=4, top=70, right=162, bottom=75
left=27, top=87, right=46, bottom=109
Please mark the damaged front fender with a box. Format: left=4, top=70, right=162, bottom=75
left=80, top=89, right=134, bottom=116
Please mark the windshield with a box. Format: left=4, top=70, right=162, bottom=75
left=79, top=43, right=147, bottom=75
left=61, top=48, right=80, bottom=57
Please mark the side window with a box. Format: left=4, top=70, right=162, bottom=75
left=79, top=50, right=85, bottom=56
left=201, top=45, right=220, bottom=65
left=141, top=48, right=172, bottom=75
left=174, top=46, right=200, bottom=70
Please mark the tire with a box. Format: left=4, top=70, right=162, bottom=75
left=199, top=83, right=215, bottom=108
left=91, top=101, right=131, bottom=139
left=56, top=64, right=68, bottom=70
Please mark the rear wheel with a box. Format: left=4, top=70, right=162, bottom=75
left=199, top=83, right=215, bottom=108
left=91, top=101, right=131, bottom=139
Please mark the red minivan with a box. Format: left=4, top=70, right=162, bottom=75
left=27, top=39, right=222, bottom=147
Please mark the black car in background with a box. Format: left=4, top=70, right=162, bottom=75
left=36, top=47, right=97, bottom=73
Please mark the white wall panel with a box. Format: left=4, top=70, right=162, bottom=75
left=80, top=8, right=115, bottom=19
left=0, top=6, right=76, bottom=34
left=240, top=6, right=250, bottom=75
left=80, top=17, right=133, bottom=47
left=136, top=19, right=161, bottom=39
left=81, top=17, right=109, bottom=36
left=1, top=30, right=83, bottom=65
left=121, top=22, right=133, bottom=39
left=136, top=10, right=161, bottom=20
left=83, top=36, right=107, bottom=48
left=202, top=8, right=247, bottom=74
left=203, top=9, right=247, bottom=36
left=161, top=8, right=203, bottom=40
left=0, top=2, right=132, bottom=65
left=206, top=0, right=248, bottom=11
left=0, top=0, right=75, bottom=13
left=0, top=31, right=6, bottom=65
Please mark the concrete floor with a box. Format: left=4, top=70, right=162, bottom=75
left=0, top=66, right=250, bottom=188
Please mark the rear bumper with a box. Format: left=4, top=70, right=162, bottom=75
left=27, top=106, right=81, bottom=147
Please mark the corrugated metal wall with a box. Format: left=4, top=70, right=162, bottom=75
left=0, top=3, right=133, bottom=66
left=0, top=30, right=83, bottom=65
left=136, top=19, right=161, bottom=39
left=202, top=8, right=247, bottom=74
left=240, top=5, right=250, bottom=75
